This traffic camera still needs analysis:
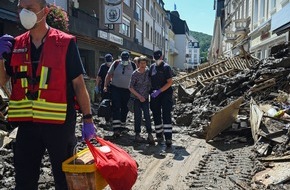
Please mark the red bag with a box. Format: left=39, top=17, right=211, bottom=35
left=86, top=137, right=138, bottom=190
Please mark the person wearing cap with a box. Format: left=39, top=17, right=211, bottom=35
left=96, top=53, right=113, bottom=100
left=0, top=0, right=96, bottom=189
left=149, top=50, right=174, bottom=147
left=104, top=51, right=136, bottom=137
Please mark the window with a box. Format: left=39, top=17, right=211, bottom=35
left=146, top=0, right=149, bottom=11
left=119, top=17, right=130, bottom=37
left=124, top=0, right=130, bottom=7
left=145, top=22, right=149, bottom=39
left=246, top=0, right=249, bottom=17
left=260, top=0, right=265, bottom=20
left=135, top=28, right=142, bottom=44
left=188, top=42, right=193, bottom=48
left=150, top=6, right=154, bottom=18
left=253, top=0, right=258, bottom=25
left=157, top=13, right=159, bottom=24
left=150, top=27, right=153, bottom=41
left=270, top=0, right=276, bottom=11
left=136, top=2, right=142, bottom=21
left=257, top=50, right=261, bottom=59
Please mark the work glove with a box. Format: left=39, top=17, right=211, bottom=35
left=82, top=122, right=96, bottom=141
left=95, top=86, right=99, bottom=94
left=0, top=34, right=14, bottom=59
left=151, top=89, right=161, bottom=98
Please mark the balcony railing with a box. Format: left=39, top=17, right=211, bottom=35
left=234, top=17, right=250, bottom=36
left=225, top=30, right=236, bottom=44
left=69, top=8, right=99, bottom=38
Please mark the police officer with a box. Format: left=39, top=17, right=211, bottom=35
left=149, top=50, right=173, bottom=147
left=96, top=53, right=113, bottom=100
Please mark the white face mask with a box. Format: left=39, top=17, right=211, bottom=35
left=106, top=62, right=112, bottom=66
left=122, top=61, right=129, bottom=66
left=19, top=8, right=44, bottom=30
left=156, top=60, right=162, bottom=65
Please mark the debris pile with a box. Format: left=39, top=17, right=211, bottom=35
left=173, top=42, right=290, bottom=189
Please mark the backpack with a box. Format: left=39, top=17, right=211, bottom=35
left=113, top=60, right=137, bottom=71
left=97, top=99, right=111, bottom=119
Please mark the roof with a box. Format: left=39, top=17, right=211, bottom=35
left=169, top=11, right=189, bottom=35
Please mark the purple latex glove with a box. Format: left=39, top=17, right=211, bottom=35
left=82, top=122, right=96, bottom=141
left=0, top=34, right=14, bottom=59
left=151, top=89, right=162, bottom=98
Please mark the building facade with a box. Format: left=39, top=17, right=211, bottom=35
left=0, top=0, right=199, bottom=76
left=221, top=0, right=290, bottom=60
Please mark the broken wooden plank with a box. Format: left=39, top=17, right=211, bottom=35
left=258, top=155, right=290, bottom=162
left=250, top=98, right=263, bottom=142
left=253, top=162, right=290, bottom=187
left=255, top=142, right=270, bottom=156
left=206, top=96, right=244, bottom=142
left=248, top=78, right=276, bottom=94
left=229, top=176, right=250, bottom=190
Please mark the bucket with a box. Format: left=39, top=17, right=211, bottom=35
left=62, top=148, right=108, bottom=190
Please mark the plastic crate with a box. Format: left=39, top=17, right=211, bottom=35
left=62, top=148, right=108, bottom=190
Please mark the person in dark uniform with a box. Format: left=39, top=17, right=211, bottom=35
left=149, top=50, right=173, bottom=147
left=95, top=53, right=113, bottom=100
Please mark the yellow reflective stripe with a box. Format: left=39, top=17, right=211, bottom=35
left=8, top=109, right=33, bottom=118
left=20, top=65, right=28, bottom=88
left=9, top=100, right=32, bottom=108
left=39, top=66, right=49, bottom=89
left=34, top=101, right=67, bottom=112
left=37, top=90, right=45, bottom=101
left=33, top=110, right=66, bottom=121
left=8, top=100, right=67, bottom=122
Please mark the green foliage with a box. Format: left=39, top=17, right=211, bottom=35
left=46, top=4, right=69, bottom=32
left=189, top=31, right=212, bottom=63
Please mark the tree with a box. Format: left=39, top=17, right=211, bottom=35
left=189, top=31, right=212, bottom=63
left=46, top=4, right=69, bottom=32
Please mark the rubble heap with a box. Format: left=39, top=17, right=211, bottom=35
left=173, top=42, right=290, bottom=189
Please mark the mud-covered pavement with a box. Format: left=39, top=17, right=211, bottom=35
left=2, top=48, right=290, bottom=189
left=0, top=112, right=257, bottom=190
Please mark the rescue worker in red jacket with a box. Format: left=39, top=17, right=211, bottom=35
left=0, top=0, right=96, bottom=189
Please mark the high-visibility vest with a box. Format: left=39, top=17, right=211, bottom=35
left=8, top=28, right=75, bottom=124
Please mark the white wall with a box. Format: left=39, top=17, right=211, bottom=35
left=174, top=35, right=187, bottom=69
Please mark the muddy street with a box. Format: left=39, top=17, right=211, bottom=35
left=0, top=114, right=255, bottom=190
left=2, top=46, right=290, bottom=189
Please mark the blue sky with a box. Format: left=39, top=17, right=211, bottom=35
left=163, top=0, right=216, bottom=35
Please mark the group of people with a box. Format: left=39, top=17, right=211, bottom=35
left=0, top=0, right=173, bottom=189
left=96, top=50, right=174, bottom=147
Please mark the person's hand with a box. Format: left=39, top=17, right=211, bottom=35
left=103, top=86, right=107, bottom=92
left=82, top=122, right=96, bottom=141
left=151, top=89, right=161, bottom=98
left=138, top=95, right=145, bottom=102
left=0, top=34, right=14, bottom=59
left=95, top=86, right=99, bottom=94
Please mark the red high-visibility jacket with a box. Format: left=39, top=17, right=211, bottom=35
left=8, top=28, right=75, bottom=124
